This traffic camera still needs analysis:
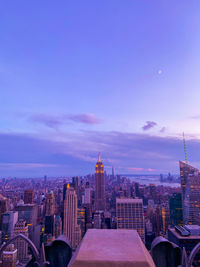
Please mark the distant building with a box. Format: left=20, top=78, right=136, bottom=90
left=24, top=190, right=34, bottom=204
left=15, top=204, right=38, bottom=242
left=180, top=161, right=200, bottom=224
left=93, top=212, right=102, bottom=229
left=54, top=215, right=62, bottom=238
left=112, top=166, right=115, bottom=177
left=149, top=184, right=156, bottom=200
left=45, top=191, right=55, bottom=216
left=2, top=211, right=18, bottom=242
left=116, top=198, right=145, bottom=242
left=83, top=182, right=91, bottom=204
left=63, top=184, right=81, bottom=249
left=77, top=208, right=86, bottom=236
left=45, top=191, right=55, bottom=235
left=161, top=206, right=170, bottom=234
left=15, top=204, right=38, bottom=227
left=2, top=244, right=17, bottom=267
left=72, top=177, right=79, bottom=197
left=13, top=219, right=29, bottom=262
left=95, top=153, right=105, bottom=211
left=169, top=193, right=183, bottom=226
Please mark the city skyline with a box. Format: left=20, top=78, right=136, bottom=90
left=1, top=1, right=200, bottom=176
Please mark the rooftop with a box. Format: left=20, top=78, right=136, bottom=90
left=169, top=227, right=200, bottom=240
left=69, top=229, right=155, bottom=267
left=116, top=198, right=143, bottom=204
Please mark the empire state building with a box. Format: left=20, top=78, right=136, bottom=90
left=95, top=153, right=105, bottom=211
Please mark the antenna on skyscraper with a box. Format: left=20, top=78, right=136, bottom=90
left=183, top=132, right=188, bottom=164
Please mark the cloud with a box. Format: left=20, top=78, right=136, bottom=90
left=147, top=168, right=155, bottom=172
left=30, top=114, right=62, bottom=128
left=0, top=130, right=200, bottom=177
left=29, top=113, right=101, bottom=128
left=142, top=121, right=157, bottom=131
left=0, top=163, right=58, bottom=169
left=160, top=127, right=166, bottom=133
left=68, top=114, right=101, bottom=124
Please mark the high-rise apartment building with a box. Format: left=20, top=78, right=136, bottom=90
left=180, top=161, right=200, bottom=224
left=13, top=219, right=29, bottom=262
left=2, top=244, right=17, bottom=267
left=63, top=184, right=81, bottom=249
left=95, top=153, right=105, bottom=211
left=116, top=198, right=145, bottom=242
left=24, top=190, right=34, bottom=204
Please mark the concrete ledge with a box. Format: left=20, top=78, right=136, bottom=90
left=69, top=229, right=155, bottom=267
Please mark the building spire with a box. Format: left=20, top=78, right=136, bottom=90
left=98, top=152, right=101, bottom=162
left=183, top=132, right=188, bottom=164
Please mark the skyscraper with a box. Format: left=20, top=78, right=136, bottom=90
left=45, top=191, right=55, bottom=235
left=45, top=191, right=55, bottom=216
left=112, top=166, right=115, bottom=177
left=13, top=219, right=29, bottom=262
left=63, top=184, right=81, bottom=249
left=2, top=211, right=18, bottom=242
left=83, top=182, right=91, bottom=204
left=0, top=195, right=8, bottom=229
left=169, top=193, right=183, bottom=226
left=15, top=204, right=38, bottom=227
left=180, top=161, right=200, bottom=224
left=116, top=198, right=145, bottom=242
left=95, top=153, right=105, bottom=211
left=24, top=190, right=34, bottom=204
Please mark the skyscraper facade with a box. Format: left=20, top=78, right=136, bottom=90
left=2, top=244, right=17, bottom=267
left=169, top=193, right=183, bottom=226
left=116, top=198, right=145, bottom=242
left=13, top=219, right=29, bottom=262
left=24, top=190, right=34, bottom=204
left=45, top=191, right=55, bottom=216
left=180, top=161, right=200, bottom=224
left=2, top=211, right=18, bottom=242
left=45, top=191, right=55, bottom=235
left=63, top=184, right=81, bottom=249
left=83, top=182, right=91, bottom=204
left=0, top=196, right=8, bottom=230
left=95, top=153, right=105, bottom=211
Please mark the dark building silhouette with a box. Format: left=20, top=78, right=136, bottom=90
left=0, top=196, right=8, bottom=230
left=169, top=193, right=183, bottom=226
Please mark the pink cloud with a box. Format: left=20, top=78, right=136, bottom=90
left=68, top=113, right=101, bottom=124
left=147, top=168, right=155, bottom=172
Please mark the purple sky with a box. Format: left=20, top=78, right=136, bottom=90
left=1, top=1, right=200, bottom=177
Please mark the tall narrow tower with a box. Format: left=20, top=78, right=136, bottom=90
left=64, top=184, right=81, bottom=249
left=95, top=153, right=105, bottom=211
